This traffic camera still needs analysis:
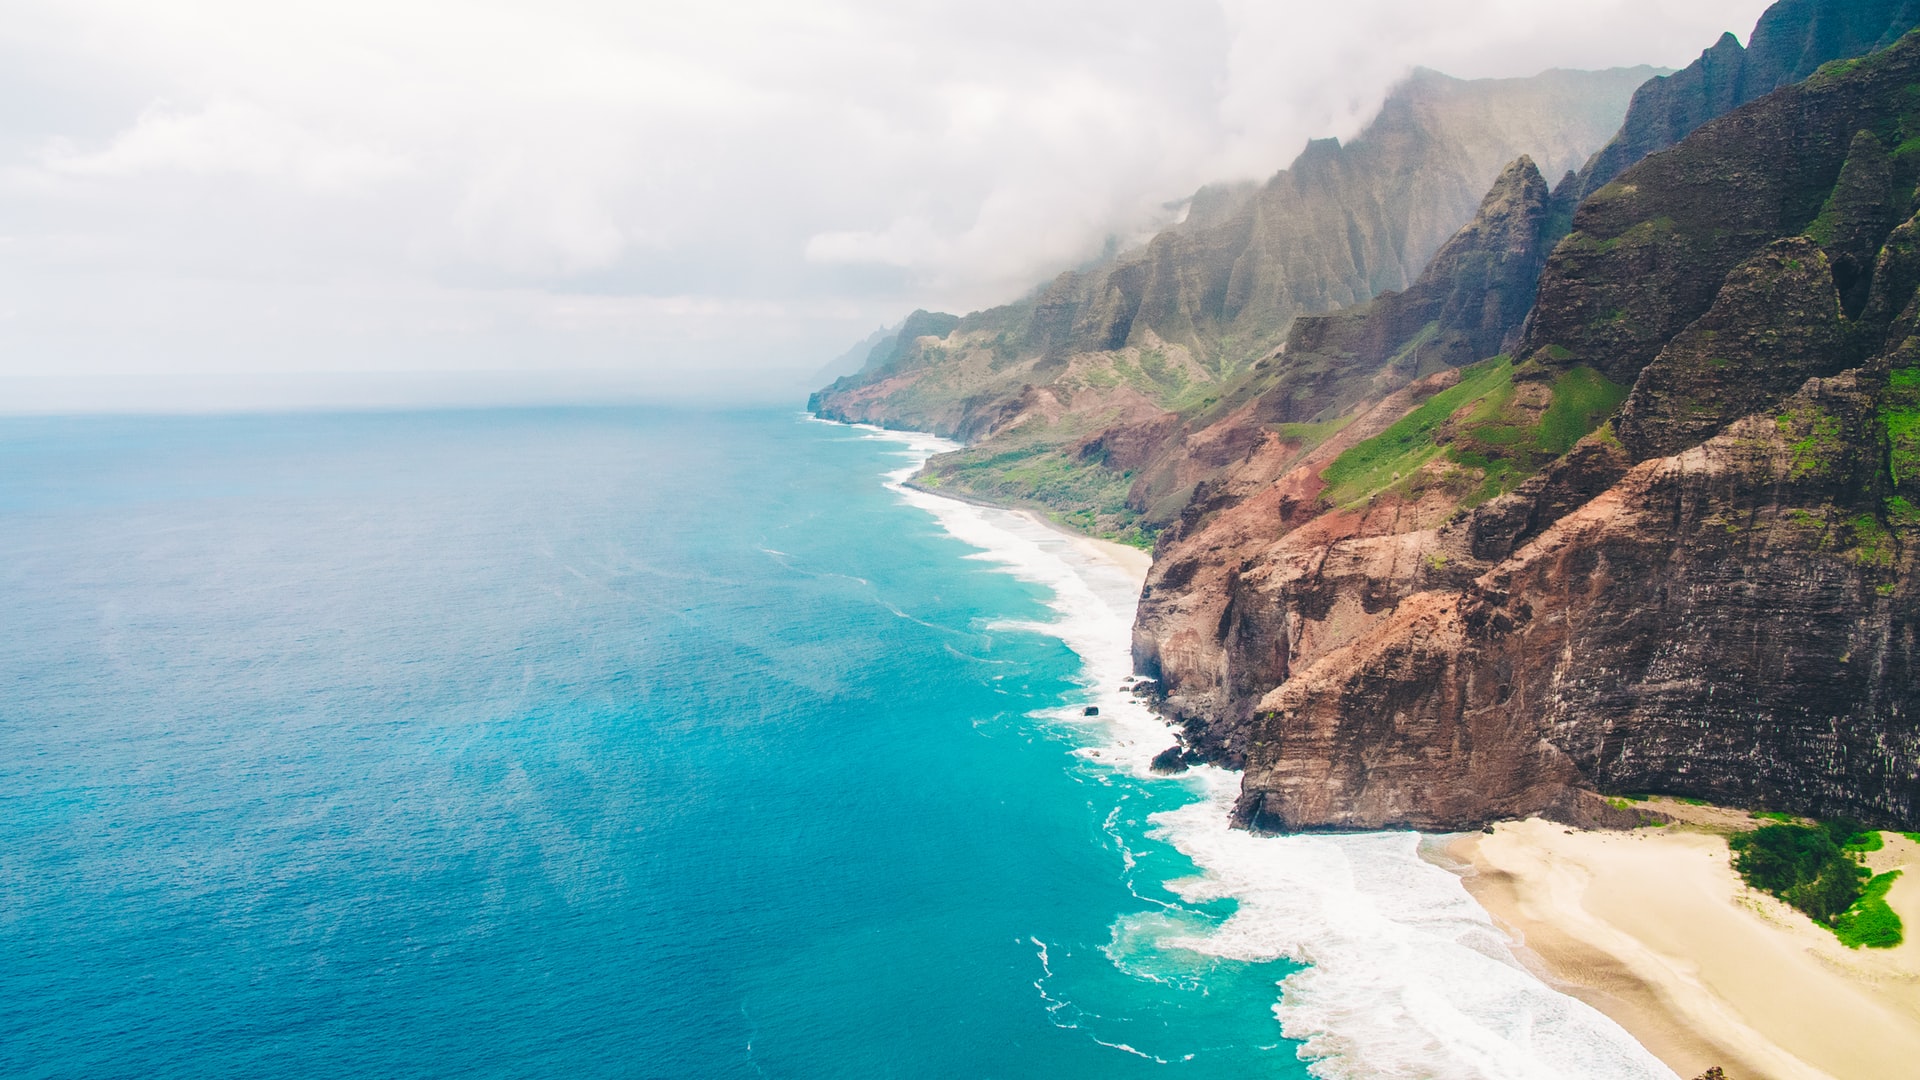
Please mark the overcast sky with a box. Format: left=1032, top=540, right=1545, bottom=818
left=0, top=0, right=1776, bottom=407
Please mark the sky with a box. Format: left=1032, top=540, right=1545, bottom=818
left=0, top=0, right=1777, bottom=408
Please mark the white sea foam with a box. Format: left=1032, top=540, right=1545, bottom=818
left=1149, top=785, right=1678, bottom=1079
left=837, top=420, right=1678, bottom=1080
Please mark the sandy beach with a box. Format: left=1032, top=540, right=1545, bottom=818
left=1437, top=802, right=1920, bottom=1079
left=994, top=469, right=1920, bottom=1079
left=1011, top=508, right=1154, bottom=581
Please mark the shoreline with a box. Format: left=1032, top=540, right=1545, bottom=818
left=807, top=416, right=1154, bottom=583
left=899, top=476, right=1155, bottom=579
left=1436, top=807, right=1920, bottom=1080
left=1010, top=505, right=1154, bottom=581
left=836, top=413, right=1681, bottom=1079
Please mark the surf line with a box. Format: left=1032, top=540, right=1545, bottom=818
left=815, top=415, right=1676, bottom=1080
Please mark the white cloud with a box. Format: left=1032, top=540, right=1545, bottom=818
left=807, top=217, right=948, bottom=268
left=0, top=0, right=1780, bottom=398
left=42, top=99, right=409, bottom=192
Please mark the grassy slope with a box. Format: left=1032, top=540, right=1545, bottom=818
left=918, top=423, right=1156, bottom=549
left=1319, top=356, right=1628, bottom=508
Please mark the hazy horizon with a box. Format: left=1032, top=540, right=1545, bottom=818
left=1, top=0, right=1777, bottom=412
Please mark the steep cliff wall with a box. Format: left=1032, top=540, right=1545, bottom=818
left=1557, top=0, right=1920, bottom=208
left=1138, top=28, right=1920, bottom=831
left=811, top=0, right=1920, bottom=830
left=1234, top=358, right=1920, bottom=830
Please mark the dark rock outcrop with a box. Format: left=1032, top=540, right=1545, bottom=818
left=1149, top=745, right=1191, bottom=774
left=1614, top=237, right=1850, bottom=460
left=1557, top=0, right=1920, bottom=207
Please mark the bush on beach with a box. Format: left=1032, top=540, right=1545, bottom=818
left=1728, top=818, right=1904, bottom=948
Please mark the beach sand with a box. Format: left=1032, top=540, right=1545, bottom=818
left=1437, top=803, right=1920, bottom=1079
left=1012, top=508, right=1153, bottom=582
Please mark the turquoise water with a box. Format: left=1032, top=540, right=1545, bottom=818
left=0, top=409, right=1309, bottom=1078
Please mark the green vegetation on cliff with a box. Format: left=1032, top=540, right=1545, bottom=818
left=1885, top=362, right=1920, bottom=483
left=1319, top=357, right=1627, bottom=508
left=1320, top=357, right=1516, bottom=505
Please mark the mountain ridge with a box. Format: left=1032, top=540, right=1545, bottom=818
left=814, top=0, right=1920, bottom=831
left=1145, top=18, right=1920, bottom=831
left=812, top=65, right=1657, bottom=432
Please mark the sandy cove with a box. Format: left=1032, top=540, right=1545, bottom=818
left=1433, top=801, right=1920, bottom=1079
left=1043, top=504, right=1920, bottom=1080
left=1010, top=508, right=1154, bottom=580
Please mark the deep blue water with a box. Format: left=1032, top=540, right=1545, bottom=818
left=0, top=409, right=1305, bottom=1078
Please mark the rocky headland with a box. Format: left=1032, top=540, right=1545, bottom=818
left=813, top=0, right=1920, bottom=836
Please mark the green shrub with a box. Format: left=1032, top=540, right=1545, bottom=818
left=1833, top=871, right=1904, bottom=948
left=1845, top=830, right=1886, bottom=854
left=1729, top=822, right=1867, bottom=924
left=1730, top=820, right=1904, bottom=946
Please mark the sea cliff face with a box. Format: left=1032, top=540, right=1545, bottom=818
left=1145, top=27, right=1920, bottom=831
left=815, top=0, right=1920, bottom=831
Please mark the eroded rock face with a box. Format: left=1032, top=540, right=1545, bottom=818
left=1557, top=0, right=1920, bottom=208
left=1131, top=370, right=1470, bottom=765
left=1137, top=26, right=1920, bottom=831
left=1614, top=237, right=1849, bottom=460
left=1234, top=368, right=1919, bottom=830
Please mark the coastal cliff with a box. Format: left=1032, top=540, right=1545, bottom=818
left=1152, top=24, right=1920, bottom=831
left=814, top=0, right=1920, bottom=832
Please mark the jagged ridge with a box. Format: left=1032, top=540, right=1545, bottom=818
left=1145, top=26, right=1920, bottom=831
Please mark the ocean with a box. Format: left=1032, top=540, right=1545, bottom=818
left=0, top=408, right=1673, bottom=1079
